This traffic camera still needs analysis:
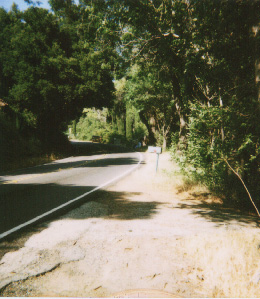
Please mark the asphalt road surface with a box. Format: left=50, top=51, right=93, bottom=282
left=0, top=145, right=142, bottom=239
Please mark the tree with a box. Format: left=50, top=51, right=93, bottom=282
left=169, top=0, right=260, bottom=204
left=0, top=2, right=116, bottom=149
left=124, top=63, right=176, bottom=149
left=115, top=0, right=196, bottom=148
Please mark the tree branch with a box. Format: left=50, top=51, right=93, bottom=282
left=223, top=158, right=260, bottom=217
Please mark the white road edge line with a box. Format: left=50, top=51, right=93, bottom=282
left=0, top=152, right=143, bottom=240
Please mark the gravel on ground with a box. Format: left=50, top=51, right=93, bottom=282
left=0, top=152, right=260, bottom=297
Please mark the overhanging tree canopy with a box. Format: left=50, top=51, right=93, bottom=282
left=0, top=0, right=260, bottom=206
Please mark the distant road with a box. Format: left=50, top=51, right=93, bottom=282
left=0, top=144, right=142, bottom=239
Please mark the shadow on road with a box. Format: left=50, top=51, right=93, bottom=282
left=0, top=156, right=144, bottom=179
left=70, top=141, right=133, bottom=155
left=0, top=183, right=161, bottom=258
left=1, top=182, right=157, bottom=233
left=0, top=140, right=140, bottom=177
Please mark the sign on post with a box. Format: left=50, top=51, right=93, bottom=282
left=148, top=146, right=162, bottom=154
left=148, top=146, right=162, bottom=173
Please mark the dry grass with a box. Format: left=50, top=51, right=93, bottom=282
left=149, top=152, right=208, bottom=196
left=150, top=152, right=260, bottom=297
left=183, top=231, right=260, bottom=297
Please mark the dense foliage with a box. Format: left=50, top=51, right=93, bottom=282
left=0, top=0, right=260, bottom=209
left=0, top=1, right=115, bottom=151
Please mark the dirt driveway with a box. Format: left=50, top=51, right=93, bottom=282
left=1, top=152, right=260, bottom=297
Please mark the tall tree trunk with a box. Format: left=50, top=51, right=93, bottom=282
left=219, top=92, right=225, bottom=143
left=171, top=73, right=187, bottom=150
left=139, top=110, right=156, bottom=145
left=175, top=101, right=187, bottom=149
left=162, top=125, right=169, bottom=151
left=256, top=58, right=260, bottom=101
left=116, top=114, right=125, bottom=135
left=253, top=24, right=260, bottom=101
left=126, top=103, right=134, bottom=140
left=162, top=135, right=167, bottom=151
left=254, top=26, right=260, bottom=102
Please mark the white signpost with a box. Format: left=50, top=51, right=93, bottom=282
left=148, top=146, right=162, bottom=173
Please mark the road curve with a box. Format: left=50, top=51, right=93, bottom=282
left=0, top=151, right=142, bottom=239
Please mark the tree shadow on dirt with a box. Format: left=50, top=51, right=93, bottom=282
left=68, top=189, right=161, bottom=220
left=176, top=191, right=260, bottom=227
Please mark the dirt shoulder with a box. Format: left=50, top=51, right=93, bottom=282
left=1, top=152, right=260, bottom=297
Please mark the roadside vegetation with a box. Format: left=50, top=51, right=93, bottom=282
left=0, top=0, right=260, bottom=213
left=150, top=154, right=260, bottom=298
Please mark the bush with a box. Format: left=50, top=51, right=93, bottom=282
left=170, top=103, right=260, bottom=210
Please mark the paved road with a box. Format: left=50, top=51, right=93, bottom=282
left=0, top=149, right=142, bottom=239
